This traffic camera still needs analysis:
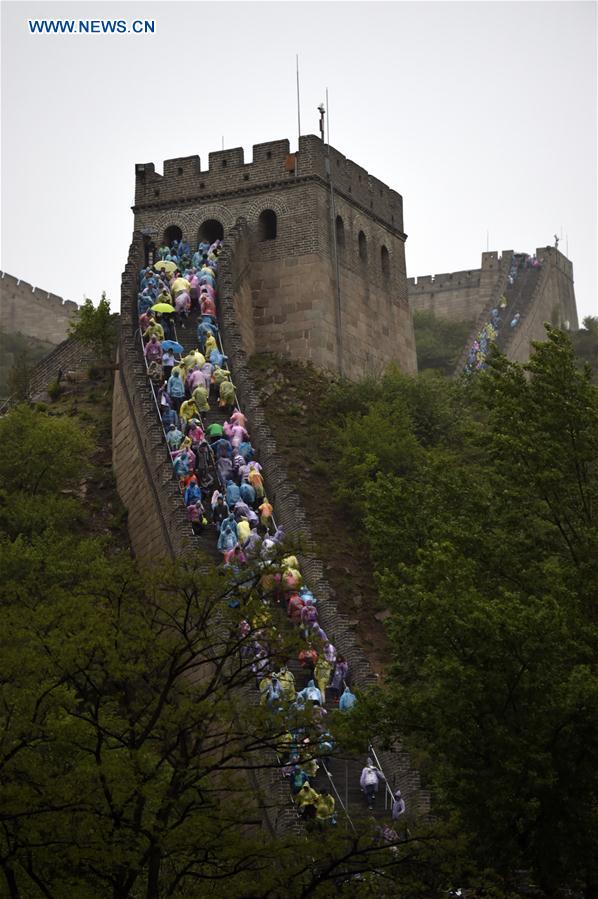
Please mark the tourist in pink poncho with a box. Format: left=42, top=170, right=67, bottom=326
left=186, top=367, right=204, bottom=392
left=230, top=424, right=249, bottom=449
left=144, top=335, right=162, bottom=364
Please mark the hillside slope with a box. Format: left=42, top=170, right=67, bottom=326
left=248, top=353, right=392, bottom=671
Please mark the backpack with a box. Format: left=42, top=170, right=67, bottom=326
left=364, top=767, right=378, bottom=786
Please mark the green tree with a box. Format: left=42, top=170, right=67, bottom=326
left=0, top=403, right=450, bottom=898
left=412, top=310, right=474, bottom=375
left=332, top=328, right=598, bottom=895
left=571, top=315, right=598, bottom=382
left=68, top=293, right=117, bottom=363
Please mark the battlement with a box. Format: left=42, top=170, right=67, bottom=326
left=1, top=271, right=79, bottom=313
left=408, top=269, right=480, bottom=291
left=1, top=271, right=79, bottom=345
left=535, top=245, right=574, bottom=279
left=135, top=134, right=403, bottom=232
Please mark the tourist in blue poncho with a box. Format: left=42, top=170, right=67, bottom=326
left=297, top=680, right=323, bottom=706
left=339, top=686, right=357, bottom=711
left=217, top=514, right=238, bottom=553
left=238, top=441, right=254, bottom=462
left=226, top=482, right=241, bottom=507
left=184, top=481, right=202, bottom=507
left=239, top=481, right=256, bottom=506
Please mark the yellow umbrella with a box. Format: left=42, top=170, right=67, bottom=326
left=151, top=302, right=175, bottom=313
left=154, top=260, right=176, bottom=274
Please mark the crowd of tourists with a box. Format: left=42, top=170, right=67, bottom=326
left=464, top=252, right=542, bottom=373
left=137, top=236, right=403, bottom=828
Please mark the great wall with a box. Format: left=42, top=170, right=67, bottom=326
left=0, top=271, right=78, bottom=344
left=1, top=133, right=580, bottom=835
left=113, top=223, right=431, bottom=831
left=408, top=245, right=578, bottom=371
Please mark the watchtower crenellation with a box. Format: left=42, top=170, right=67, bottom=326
left=135, top=135, right=403, bottom=236
left=132, top=134, right=416, bottom=380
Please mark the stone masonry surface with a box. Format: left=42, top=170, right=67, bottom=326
left=113, top=224, right=430, bottom=833
left=409, top=247, right=578, bottom=369
left=133, top=134, right=416, bottom=380
left=1, top=271, right=79, bottom=344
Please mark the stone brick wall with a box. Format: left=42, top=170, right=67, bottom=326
left=0, top=271, right=79, bottom=344
left=410, top=246, right=579, bottom=371
left=113, top=234, right=198, bottom=562
left=408, top=251, right=506, bottom=324
left=114, top=225, right=429, bottom=825
left=134, top=135, right=403, bottom=235
left=113, top=233, right=302, bottom=834
left=28, top=337, right=98, bottom=399
left=219, top=220, right=429, bottom=816
left=133, top=134, right=416, bottom=380
left=505, top=246, right=579, bottom=363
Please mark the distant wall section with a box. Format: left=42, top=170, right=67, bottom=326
left=0, top=272, right=78, bottom=344
left=409, top=246, right=579, bottom=367
left=506, top=246, right=579, bottom=363
left=408, top=252, right=505, bottom=323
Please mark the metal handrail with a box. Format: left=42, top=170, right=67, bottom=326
left=319, top=757, right=356, bottom=832
left=0, top=394, right=17, bottom=416
left=367, top=742, right=397, bottom=812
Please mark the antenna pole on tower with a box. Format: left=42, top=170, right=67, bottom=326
left=318, top=102, right=325, bottom=142
left=295, top=54, right=301, bottom=177
left=324, top=89, right=343, bottom=377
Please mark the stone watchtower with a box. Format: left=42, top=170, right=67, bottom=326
left=133, top=134, right=416, bottom=380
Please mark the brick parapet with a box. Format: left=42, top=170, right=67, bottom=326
left=134, top=134, right=404, bottom=236
left=0, top=270, right=80, bottom=345
left=28, top=338, right=98, bottom=399
left=453, top=252, right=513, bottom=374
left=219, top=220, right=429, bottom=817
left=115, top=223, right=428, bottom=820
left=115, top=232, right=296, bottom=833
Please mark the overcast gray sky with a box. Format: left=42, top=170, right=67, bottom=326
left=1, top=0, right=596, bottom=321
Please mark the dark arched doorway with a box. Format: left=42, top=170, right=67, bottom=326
left=198, top=219, right=224, bottom=244
left=335, top=215, right=345, bottom=251
left=164, top=225, right=182, bottom=247
left=381, top=245, right=390, bottom=278
left=358, top=230, right=368, bottom=262
left=257, top=209, right=277, bottom=241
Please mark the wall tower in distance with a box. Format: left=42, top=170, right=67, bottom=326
left=132, top=134, right=417, bottom=380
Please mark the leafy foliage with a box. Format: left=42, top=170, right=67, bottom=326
left=68, top=293, right=117, bottom=363
left=0, top=401, right=449, bottom=898
left=412, top=310, right=474, bottom=375
left=571, top=315, right=598, bottom=382
left=0, top=331, right=55, bottom=401
left=331, top=327, right=598, bottom=895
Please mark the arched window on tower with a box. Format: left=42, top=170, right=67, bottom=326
left=381, top=245, right=390, bottom=278
left=358, top=231, right=367, bottom=262
left=198, top=219, right=224, bottom=244
left=164, top=225, right=182, bottom=247
left=335, top=215, right=345, bottom=253
left=258, top=209, right=277, bottom=241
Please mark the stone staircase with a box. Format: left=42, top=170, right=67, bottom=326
left=170, top=298, right=428, bottom=828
